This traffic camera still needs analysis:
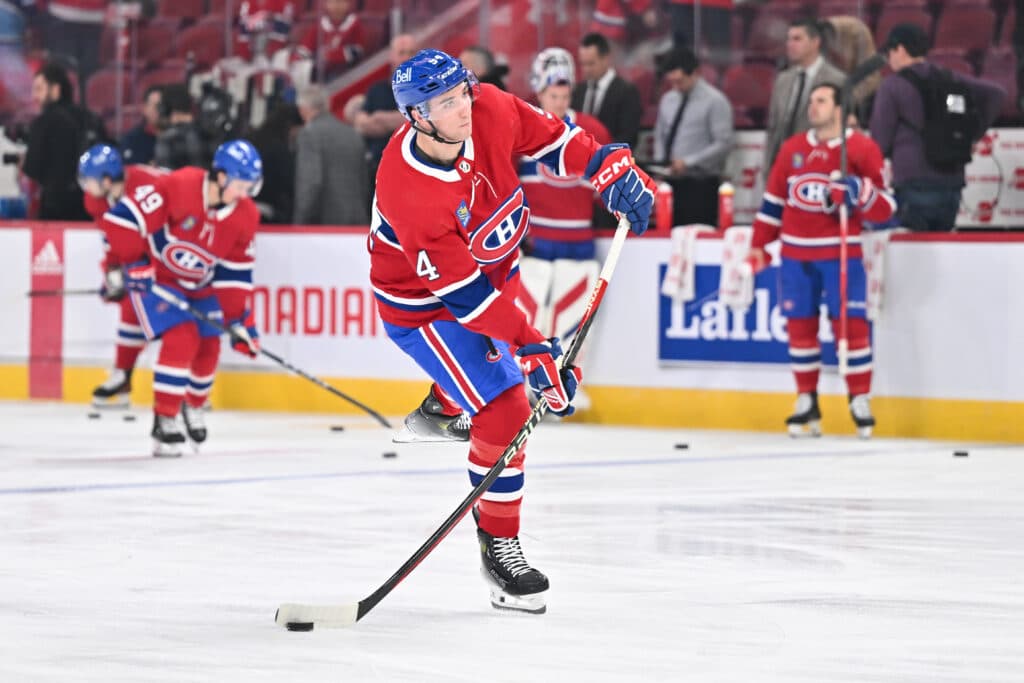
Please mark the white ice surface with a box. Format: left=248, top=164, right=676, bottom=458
left=1, top=401, right=1023, bottom=682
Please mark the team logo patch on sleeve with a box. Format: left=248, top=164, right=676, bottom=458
left=792, top=153, right=805, bottom=169
left=455, top=200, right=471, bottom=228
left=181, top=216, right=196, bottom=231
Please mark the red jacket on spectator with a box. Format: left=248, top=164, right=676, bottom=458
left=298, top=12, right=365, bottom=78
left=591, top=0, right=733, bottom=42
left=236, top=0, right=295, bottom=61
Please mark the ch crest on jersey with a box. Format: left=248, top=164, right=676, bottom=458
left=162, top=242, right=217, bottom=282
left=469, top=187, right=529, bottom=264
left=788, top=173, right=831, bottom=213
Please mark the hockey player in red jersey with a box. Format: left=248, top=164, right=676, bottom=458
left=78, top=145, right=167, bottom=408
left=749, top=83, right=895, bottom=438
left=236, top=0, right=295, bottom=61
left=101, top=140, right=263, bottom=457
left=371, top=49, right=655, bottom=613
left=297, top=0, right=365, bottom=80
left=517, top=47, right=611, bottom=413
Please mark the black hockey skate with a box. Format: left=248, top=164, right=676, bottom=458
left=477, top=523, right=549, bottom=614
left=151, top=413, right=186, bottom=458
left=786, top=391, right=822, bottom=437
left=181, top=402, right=207, bottom=444
left=91, top=368, right=132, bottom=408
left=849, top=394, right=875, bottom=440
left=392, top=390, right=470, bottom=443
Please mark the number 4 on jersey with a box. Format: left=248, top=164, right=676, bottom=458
left=416, top=250, right=440, bottom=281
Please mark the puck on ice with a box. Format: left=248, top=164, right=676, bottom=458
left=674, top=442, right=689, bottom=450
left=382, top=451, right=398, bottom=459
left=954, top=450, right=969, bottom=457
left=87, top=412, right=101, bottom=419
left=123, top=414, right=136, bottom=422
left=329, top=425, right=345, bottom=432
left=286, top=622, right=314, bottom=632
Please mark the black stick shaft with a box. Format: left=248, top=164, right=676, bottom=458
left=26, top=288, right=101, bottom=297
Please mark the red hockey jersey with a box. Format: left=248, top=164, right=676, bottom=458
left=102, top=167, right=259, bottom=320
left=369, top=84, right=603, bottom=348
left=298, top=13, right=365, bottom=75
left=235, top=0, right=295, bottom=61
left=84, top=164, right=167, bottom=268
left=752, top=129, right=895, bottom=261
left=519, top=110, right=610, bottom=244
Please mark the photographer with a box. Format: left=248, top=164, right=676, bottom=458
left=23, top=62, right=90, bottom=220
left=153, top=84, right=207, bottom=170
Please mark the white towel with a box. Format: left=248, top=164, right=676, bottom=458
left=660, top=224, right=715, bottom=301
left=719, top=226, right=755, bottom=311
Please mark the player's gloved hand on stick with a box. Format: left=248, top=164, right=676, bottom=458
left=825, top=175, right=873, bottom=212
left=586, top=143, right=657, bottom=235
left=515, top=337, right=583, bottom=417
left=100, top=266, right=126, bottom=302
left=229, top=310, right=260, bottom=358
left=123, top=260, right=154, bottom=293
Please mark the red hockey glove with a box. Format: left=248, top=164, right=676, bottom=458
left=516, top=337, right=583, bottom=417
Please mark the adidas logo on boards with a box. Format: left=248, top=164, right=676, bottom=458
left=32, top=239, right=63, bottom=275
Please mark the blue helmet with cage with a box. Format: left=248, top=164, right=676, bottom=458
left=78, top=144, right=124, bottom=184
left=211, top=139, right=263, bottom=196
left=392, top=48, right=477, bottom=125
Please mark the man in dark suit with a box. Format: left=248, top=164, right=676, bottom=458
left=571, top=32, right=643, bottom=148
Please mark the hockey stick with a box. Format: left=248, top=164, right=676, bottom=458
left=26, top=288, right=102, bottom=297
left=148, top=284, right=393, bottom=429
left=274, top=216, right=632, bottom=630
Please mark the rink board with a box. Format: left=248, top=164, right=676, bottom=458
left=0, top=223, right=1021, bottom=442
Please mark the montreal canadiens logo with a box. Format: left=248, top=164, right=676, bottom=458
left=469, top=187, right=530, bottom=264
left=788, top=173, right=831, bottom=213
left=162, top=243, right=216, bottom=280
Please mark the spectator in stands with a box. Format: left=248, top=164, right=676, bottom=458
left=294, top=84, right=369, bottom=226
left=822, top=15, right=879, bottom=125
left=298, top=0, right=365, bottom=82
left=571, top=32, right=643, bottom=148
left=236, top=0, right=296, bottom=62
left=870, top=23, right=1005, bottom=232
left=250, top=102, right=303, bottom=224
left=153, top=84, right=207, bottom=170
left=589, top=0, right=657, bottom=46
left=653, top=47, right=733, bottom=227
left=460, top=45, right=509, bottom=91
left=354, top=33, right=417, bottom=182
left=23, top=61, right=89, bottom=220
left=45, top=0, right=105, bottom=89
left=120, top=85, right=162, bottom=165
left=764, top=18, right=846, bottom=174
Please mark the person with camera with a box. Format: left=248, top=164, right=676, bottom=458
left=153, top=84, right=208, bottom=170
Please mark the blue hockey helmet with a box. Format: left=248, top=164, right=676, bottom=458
left=78, top=144, right=124, bottom=184
left=211, top=139, right=263, bottom=196
left=392, top=48, right=478, bottom=124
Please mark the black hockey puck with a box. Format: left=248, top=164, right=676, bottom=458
left=87, top=412, right=101, bottom=420
left=286, top=621, right=314, bottom=632
left=674, top=442, right=689, bottom=450
left=329, top=425, right=345, bottom=432
left=382, top=451, right=398, bottom=459
left=122, top=414, right=136, bottom=422
left=954, top=450, right=969, bottom=457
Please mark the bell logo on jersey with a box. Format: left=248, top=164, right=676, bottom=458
left=162, top=243, right=217, bottom=281
left=788, top=173, right=831, bottom=213
left=469, top=187, right=529, bottom=264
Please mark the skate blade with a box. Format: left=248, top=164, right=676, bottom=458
left=391, top=424, right=465, bottom=444
left=91, top=395, right=131, bottom=409
left=488, top=586, right=547, bottom=615
left=787, top=421, right=822, bottom=438
left=152, top=440, right=184, bottom=458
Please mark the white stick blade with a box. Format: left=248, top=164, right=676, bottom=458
left=275, top=603, right=359, bottom=630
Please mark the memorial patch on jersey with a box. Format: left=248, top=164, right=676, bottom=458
left=455, top=200, right=471, bottom=228
left=468, top=187, right=530, bottom=264
left=788, top=173, right=831, bottom=213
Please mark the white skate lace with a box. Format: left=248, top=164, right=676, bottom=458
left=452, top=412, right=471, bottom=432
left=850, top=395, right=872, bottom=420
left=492, top=536, right=533, bottom=578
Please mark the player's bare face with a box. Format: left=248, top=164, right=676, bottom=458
left=220, top=178, right=258, bottom=205
left=807, top=89, right=839, bottom=131
left=79, top=177, right=107, bottom=199
left=426, top=83, right=473, bottom=142
left=538, top=84, right=571, bottom=120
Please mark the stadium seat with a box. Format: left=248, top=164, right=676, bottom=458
left=874, top=7, right=933, bottom=48
left=721, top=63, right=774, bottom=117
left=158, top=0, right=205, bottom=20
left=85, top=67, right=133, bottom=114
left=934, top=5, right=996, bottom=53
left=174, top=21, right=228, bottom=68
left=138, top=64, right=189, bottom=95
left=928, top=48, right=976, bottom=75
left=99, top=18, right=179, bottom=67
left=1000, top=5, right=1016, bottom=44
left=359, top=11, right=390, bottom=54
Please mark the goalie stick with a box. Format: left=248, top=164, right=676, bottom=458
left=148, top=284, right=393, bottom=429
left=274, top=216, right=632, bottom=631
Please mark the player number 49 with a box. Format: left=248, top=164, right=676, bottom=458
left=416, top=250, right=441, bottom=281
left=133, top=184, right=164, bottom=214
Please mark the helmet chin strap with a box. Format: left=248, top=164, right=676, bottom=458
left=411, top=119, right=461, bottom=146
